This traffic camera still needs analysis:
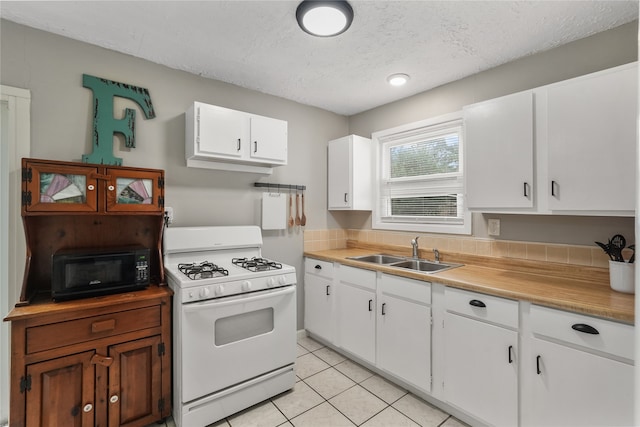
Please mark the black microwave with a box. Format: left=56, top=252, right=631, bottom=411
left=51, top=246, right=150, bottom=301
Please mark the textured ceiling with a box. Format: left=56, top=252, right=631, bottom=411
left=1, top=1, right=637, bottom=116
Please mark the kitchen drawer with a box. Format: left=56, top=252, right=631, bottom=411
left=26, top=305, right=162, bottom=354
left=445, top=287, right=518, bottom=329
left=305, top=258, right=334, bottom=280
left=379, top=274, right=431, bottom=305
left=531, top=305, right=634, bottom=360
left=338, top=264, right=376, bottom=290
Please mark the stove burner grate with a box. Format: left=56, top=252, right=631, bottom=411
left=178, top=261, right=229, bottom=280
left=232, top=257, right=283, bottom=272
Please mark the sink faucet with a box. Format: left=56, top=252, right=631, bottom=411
left=411, top=236, right=420, bottom=258
left=434, top=248, right=440, bottom=263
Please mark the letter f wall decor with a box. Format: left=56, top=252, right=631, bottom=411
left=82, top=74, right=156, bottom=166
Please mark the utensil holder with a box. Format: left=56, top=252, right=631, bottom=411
left=609, top=261, right=635, bottom=294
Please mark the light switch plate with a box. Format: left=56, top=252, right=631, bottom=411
left=488, top=219, right=500, bottom=236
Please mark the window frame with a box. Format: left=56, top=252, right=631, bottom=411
left=371, top=111, right=471, bottom=235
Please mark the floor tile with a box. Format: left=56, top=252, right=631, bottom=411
left=206, top=418, right=231, bottom=427
left=272, top=380, right=324, bottom=419
left=334, top=359, right=374, bottom=383
left=361, top=375, right=407, bottom=404
left=297, top=344, right=310, bottom=357
left=295, top=352, right=331, bottom=379
left=441, top=416, right=470, bottom=427
left=392, top=394, right=449, bottom=426
left=312, top=346, right=346, bottom=366
left=297, top=335, right=324, bottom=352
left=328, top=384, right=387, bottom=426
left=304, top=367, right=355, bottom=399
left=289, top=402, right=354, bottom=427
left=361, top=406, right=420, bottom=427
left=227, top=400, right=287, bottom=427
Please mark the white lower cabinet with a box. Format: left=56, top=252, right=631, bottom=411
left=336, top=265, right=376, bottom=364
left=377, top=274, right=431, bottom=391
left=525, top=305, right=635, bottom=427
left=443, top=287, right=519, bottom=427
left=304, top=259, right=335, bottom=343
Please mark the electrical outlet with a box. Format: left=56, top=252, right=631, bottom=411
left=164, top=207, right=174, bottom=224
left=488, top=219, right=500, bottom=236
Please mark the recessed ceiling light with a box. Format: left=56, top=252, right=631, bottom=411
left=296, top=1, right=354, bottom=37
left=387, top=73, right=410, bottom=86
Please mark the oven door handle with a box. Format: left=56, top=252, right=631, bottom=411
left=183, top=286, right=295, bottom=313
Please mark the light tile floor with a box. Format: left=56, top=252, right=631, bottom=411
left=155, top=335, right=469, bottom=427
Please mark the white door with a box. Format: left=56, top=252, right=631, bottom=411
left=180, top=286, right=296, bottom=403
left=327, top=138, right=352, bottom=209
left=337, top=282, right=375, bottom=364
left=529, top=338, right=634, bottom=427
left=444, top=313, right=518, bottom=427
left=197, top=103, right=249, bottom=159
left=249, top=116, right=287, bottom=163
left=304, top=273, right=334, bottom=343
left=377, top=295, right=431, bottom=391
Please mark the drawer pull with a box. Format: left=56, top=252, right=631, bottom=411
left=469, top=299, right=486, bottom=308
left=92, top=319, right=116, bottom=333
left=326, top=285, right=330, bottom=296
left=368, top=299, right=373, bottom=312
left=508, top=345, right=514, bottom=364
left=536, top=355, right=542, bottom=375
left=90, top=354, right=114, bottom=367
left=381, top=302, right=387, bottom=315
left=571, top=323, right=599, bottom=335
left=315, top=265, right=322, bottom=269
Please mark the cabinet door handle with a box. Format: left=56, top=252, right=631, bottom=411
left=90, top=354, right=114, bottom=367
left=254, top=141, right=258, bottom=153
left=326, top=285, right=330, bottom=296
left=314, top=265, right=322, bottom=270
left=344, top=193, right=348, bottom=203
left=237, top=138, right=241, bottom=151
left=536, top=355, right=542, bottom=375
left=523, top=182, right=529, bottom=197
left=508, top=345, right=514, bottom=364
left=571, top=323, right=599, bottom=335
left=469, top=299, right=486, bottom=308
left=551, top=180, right=557, bottom=197
left=92, top=319, right=116, bottom=333
left=381, top=302, right=386, bottom=315
left=368, top=299, right=373, bottom=312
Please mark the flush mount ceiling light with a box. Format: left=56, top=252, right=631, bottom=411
left=387, top=73, right=410, bottom=86
left=296, top=1, right=354, bottom=37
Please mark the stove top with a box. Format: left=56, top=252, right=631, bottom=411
left=178, top=261, right=229, bottom=280
left=232, top=257, right=283, bottom=272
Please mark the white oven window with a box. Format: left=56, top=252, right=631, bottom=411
left=215, top=308, right=274, bottom=346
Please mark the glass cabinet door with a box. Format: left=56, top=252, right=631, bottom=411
left=105, top=169, right=164, bottom=213
left=24, top=163, right=98, bottom=212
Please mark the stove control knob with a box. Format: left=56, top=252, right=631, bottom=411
left=242, top=281, right=252, bottom=291
left=266, top=277, right=276, bottom=287
left=278, top=275, right=288, bottom=286
left=199, top=287, right=210, bottom=299
left=215, top=285, right=225, bottom=296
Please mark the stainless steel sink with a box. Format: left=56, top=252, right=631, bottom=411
left=348, top=254, right=406, bottom=264
left=389, top=259, right=462, bottom=273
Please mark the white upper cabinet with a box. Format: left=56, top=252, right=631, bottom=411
left=464, top=62, right=637, bottom=216
left=465, top=91, right=534, bottom=210
left=328, top=135, right=372, bottom=210
left=186, top=102, right=287, bottom=174
left=546, top=64, right=637, bottom=214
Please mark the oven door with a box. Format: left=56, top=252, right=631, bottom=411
left=180, top=285, right=296, bottom=403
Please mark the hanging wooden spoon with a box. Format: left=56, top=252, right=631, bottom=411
left=295, top=192, right=301, bottom=226
left=300, top=192, right=307, bottom=226
left=288, top=193, right=294, bottom=228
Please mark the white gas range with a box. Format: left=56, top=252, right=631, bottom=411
left=164, top=226, right=297, bottom=427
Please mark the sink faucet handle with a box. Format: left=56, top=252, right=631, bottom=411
left=411, top=236, right=420, bottom=258
left=434, top=248, right=440, bottom=263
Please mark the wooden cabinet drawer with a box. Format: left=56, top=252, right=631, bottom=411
left=445, top=287, right=518, bottom=329
left=305, top=258, right=334, bottom=280
left=338, top=265, right=376, bottom=290
left=531, top=305, right=634, bottom=360
left=379, top=274, right=431, bottom=305
left=26, top=306, right=161, bottom=354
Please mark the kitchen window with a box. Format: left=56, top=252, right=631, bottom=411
left=372, top=112, right=471, bottom=234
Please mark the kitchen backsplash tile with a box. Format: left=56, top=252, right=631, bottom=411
left=304, top=229, right=614, bottom=268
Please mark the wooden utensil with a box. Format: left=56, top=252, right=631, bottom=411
left=300, top=193, right=307, bottom=226
left=288, top=193, right=294, bottom=228
left=295, top=193, right=301, bottom=226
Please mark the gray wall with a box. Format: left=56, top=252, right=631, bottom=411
left=345, top=20, right=638, bottom=245
left=0, top=19, right=349, bottom=329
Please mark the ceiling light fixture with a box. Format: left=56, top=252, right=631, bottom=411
left=296, top=1, right=354, bottom=37
left=387, top=73, right=410, bottom=87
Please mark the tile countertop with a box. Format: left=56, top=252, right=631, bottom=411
left=304, top=245, right=635, bottom=325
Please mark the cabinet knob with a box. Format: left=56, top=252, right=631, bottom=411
left=109, top=395, right=119, bottom=404
left=83, top=403, right=93, bottom=413
left=88, top=184, right=95, bottom=191
left=108, top=185, right=115, bottom=191
left=315, top=265, right=322, bottom=269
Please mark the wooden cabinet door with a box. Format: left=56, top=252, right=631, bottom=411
left=23, top=161, right=99, bottom=213
left=108, top=335, right=162, bottom=427
left=464, top=91, right=534, bottom=210
left=249, top=115, right=288, bottom=163
left=328, top=137, right=352, bottom=209
left=105, top=169, right=164, bottom=213
left=26, top=351, right=96, bottom=427
left=304, top=273, right=335, bottom=343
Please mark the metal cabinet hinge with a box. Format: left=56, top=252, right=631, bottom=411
left=158, top=342, right=165, bottom=357
left=158, top=196, right=165, bottom=209
left=21, top=191, right=32, bottom=207
left=158, top=177, right=165, bottom=189
left=20, top=375, right=32, bottom=393
left=22, top=167, right=32, bottom=183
